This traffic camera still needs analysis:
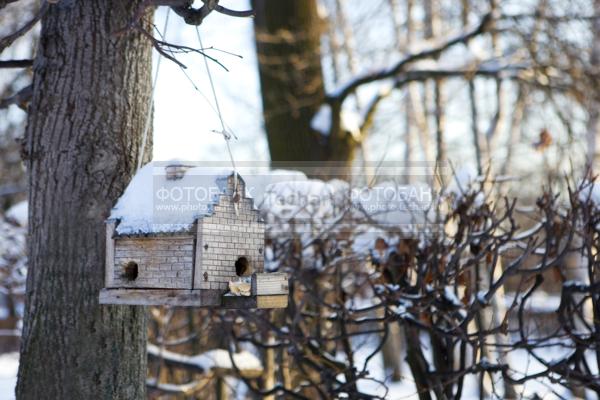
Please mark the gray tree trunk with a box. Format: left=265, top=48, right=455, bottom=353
left=16, top=2, right=152, bottom=399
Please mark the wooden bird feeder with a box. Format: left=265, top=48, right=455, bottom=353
left=99, top=163, right=288, bottom=308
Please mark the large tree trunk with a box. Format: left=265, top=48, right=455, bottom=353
left=253, top=0, right=358, bottom=170
left=252, top=0, right=325, bottom=164
left=16, top=2, right=151, bottom=399
left=253, top=0, right=330, bottom=166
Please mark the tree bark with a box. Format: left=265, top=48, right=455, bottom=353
left=253, top=0, right=359, bottom=171
left=17, top=2, right=152, bottom=399
left=252, top=0, right=325, bottom=164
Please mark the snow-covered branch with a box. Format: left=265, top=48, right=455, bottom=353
left=147, top=343, right=263, bottom=379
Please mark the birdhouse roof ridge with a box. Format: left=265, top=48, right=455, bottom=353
left=109, top=161, right=257, bottom=236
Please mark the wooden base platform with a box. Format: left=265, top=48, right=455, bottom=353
left=99, top=288, right=288, bottom=308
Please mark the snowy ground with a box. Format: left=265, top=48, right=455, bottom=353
left=351, top=332, right=585, bottom=400
left=0, top=344, right=594, bottom=399
left=0, top=352, right=17, bottom=400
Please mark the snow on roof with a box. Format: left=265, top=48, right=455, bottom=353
left=110, top=162, right=238, bottom=235
left=109, top=162, right=436, bottom=239
left=110, top=162, right=313, bottom=236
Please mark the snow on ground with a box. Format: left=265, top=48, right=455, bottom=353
left=351, top=332, right=586, bottom=400
left=0, top=333, right=590, bottom=399
left=0, top=352, right=18, bottom=400
left=351, top=333, right=472, bottom=399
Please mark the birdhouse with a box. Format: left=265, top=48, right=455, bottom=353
left=99, top=162, right=288, bottom=308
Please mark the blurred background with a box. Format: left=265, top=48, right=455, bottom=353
left=1, top=0, right=600, bottom=398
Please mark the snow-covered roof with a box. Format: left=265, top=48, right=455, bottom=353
left=110, top=162, right=245, bottom=235
left=109, top=162, right=437, bottom=238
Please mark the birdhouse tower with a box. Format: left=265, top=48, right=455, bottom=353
left=99, top=162, right=288, bottom=308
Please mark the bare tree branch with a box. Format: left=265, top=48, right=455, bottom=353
left=352, top=63, right=527, bottom=146
left=326, top=12, right=494, bottom=104
left=171, top=0, right=253, bottom=25
left=0, top=59, right=32, bottom=68
left=0, top=0, right=20, bottom=11
left=0, top=2, right=47, bottom=54
left=133, top=23, right=228, bottom=70
left=0, top=84, right=32, bottom=110
left=127, top=0, right=253, bottom=28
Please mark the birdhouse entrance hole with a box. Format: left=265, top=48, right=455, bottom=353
left=123, top=261, right=139, bottom=281
left=235, top=256, right=249, bottom=276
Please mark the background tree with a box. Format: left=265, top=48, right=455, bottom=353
left=3, top=0, right=600, bottom=399
left=252, top=0, right=332, bottom=165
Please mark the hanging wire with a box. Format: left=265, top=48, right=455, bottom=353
left=195, top=27, right=239, bottom=197
left=150, top=19, right=239, bottom=141
left=136, top=11, right=240, bottom=210
left=137, top=9, right=171, bottom=171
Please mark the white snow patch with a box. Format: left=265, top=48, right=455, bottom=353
left=243, top=169, right=308, bottom=207
left=310, top=104, right=362, bottom=139
left=447, top=166, right=479, bottom=197
left=0, top=352, right=18, bottom=400
left=445, top=165, right=485, bottom=207
left=5, top=201, right=27, bottom=227
left=351, top=227, right=387, bottom=254
left=578, top=180, right=600, bottom=208
left=443, top=286, right=462, bottom=307
left=147, top=343, right=261, bottom=372
left=198, top=349, right=261, bottom=371
left=310, top=104, right=332, bottom=135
